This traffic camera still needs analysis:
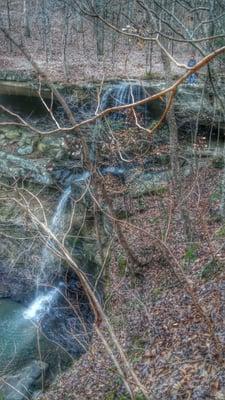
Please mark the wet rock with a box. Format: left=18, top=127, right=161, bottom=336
left=0, top=137, right=7, bottom=146
left=4, top=129, right=21, bottom=140
left=0, top=150, right=53, bottom=185
left=127, top=170, right=170, bottom=197
left=0, top=360, right=48, bottom=400
left=0, top=263, right=32, bottom=302
left=37, top=142, right=47, bottom=153
left=17, top=144, right=34, bottom=155
left=55, top=149, right=67, bottom=160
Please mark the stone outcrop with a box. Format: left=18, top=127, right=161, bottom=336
left=0, top=150, right=53, bottom=185
left=0, top=361, right=48, bottom=400
left=1, top=75, right=224, bottom=127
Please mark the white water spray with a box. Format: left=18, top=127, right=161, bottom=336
left=39, top=185, right=72, bottom=279
left=23, top=187, right=71, bottom=321
left=23, top=288, right=58, bottom=321
left=100, top=82, right=146, bottom=109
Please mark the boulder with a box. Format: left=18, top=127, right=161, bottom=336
left=17, top=145, right=34, bottom=155
left=0, top=361, right=48, bottom=400
left=0, top=150, right=53, bottom=185
left=4, top=129, right=21, bottom=140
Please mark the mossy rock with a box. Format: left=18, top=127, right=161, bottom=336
left=37, top=142, right=48, bottom=153
left=3, top=128, right=21, bottom=140
left=17, top=145, right=34, bottom=155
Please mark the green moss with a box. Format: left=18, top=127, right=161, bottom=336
left=137, top=197, right=146, bottom=211
left=151, top=287, right=163, bottom=301
left=210, top=190, right=221, bottom=202
left=201, top=260, right=224, bottom=280
left=183, top=243, right=198, bottom=264
left=215, top=225, right=225, bottom=238
left=104, top=393, right=115, bottom=400
left=211, top=156, right=225, bottom=169
left=115, top=209, right=132, bottom=219
left=135, top=394, right=147, bottom=400
left=118, top=255, right=128, bottom=276
left=148, top=185, right=167, bottom=196
left=104, top=392, right=131, bottom=400
left=128, top=335, right=146, bottom=360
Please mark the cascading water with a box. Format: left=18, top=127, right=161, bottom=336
left=22, top=186, right=72, bottom=323
left=23, top=287, right=59, bottom=321
left=100, top=81, right=149, bottom=121
left=0, top=184, right=91, bottom=398
left=21, top=185, right=93, bottom=358
left=39, top=185, right=72, bottom=280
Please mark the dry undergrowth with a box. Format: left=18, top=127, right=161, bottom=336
left=38, top=165, right=225, bottom=400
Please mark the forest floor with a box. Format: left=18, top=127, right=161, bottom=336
left=0, top=37, right=190, bottom=83
left=39, top=161, right=225, bottom=400
left=0, top=14, right=201, bottom=84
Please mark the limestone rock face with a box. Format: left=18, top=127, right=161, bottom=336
left=0, top=150, right=53, bottom=185
left=149, top=81, right=225, bottom=127
left=0, top=264, right=32, bottom=302
left=17, top=144, right=34, bottom=155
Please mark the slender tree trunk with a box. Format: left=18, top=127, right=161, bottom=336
left=63, top=7, right=70, bottom=80
left=6, top=0, right=12, bottom=52
left=94, top=0, right=105, bottom=58
left=23, top=0, right=31, bottom=38
left=160, top=47, right=180, bottom=185
left=160, top=40, right=193, bottom=240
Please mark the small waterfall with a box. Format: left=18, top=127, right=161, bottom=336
left=100, top=82, right=149, bottom=120
left=23, top=287, right=58, bottom=321
left=39, top=185, right=72, bottom=280
left=24, top=186, right=71, bottom=321
left=48, top=185, right=72, bottom=239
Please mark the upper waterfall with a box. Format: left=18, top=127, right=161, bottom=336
left=100, top=81, right=149, bottom=119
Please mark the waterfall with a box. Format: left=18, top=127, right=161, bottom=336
left=39, top=185, right=71, bottom=279
left=46, top=185, right=72, bottom=240
left=23, top=287, right=59, bottom=321
left=24, top=186, right=71, bottom=321
left=100, top=81, right=149, bottom=120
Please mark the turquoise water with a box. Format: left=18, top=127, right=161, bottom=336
left=0, top=299, right=72, bottom=377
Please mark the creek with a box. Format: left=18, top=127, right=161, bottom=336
left=0, top=79, right=224, bottom=399
left=0, top=182, right=93, bottom=400
left=0, top=298, right=72, bottom=376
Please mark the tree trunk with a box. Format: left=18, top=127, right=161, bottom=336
left=160, top=47, right=180, bottom=185
left=23, top=0, right=31, bottom=38
left=6, top=0, right=12, bottom=52
left=94, top=0, right=105, bottom=58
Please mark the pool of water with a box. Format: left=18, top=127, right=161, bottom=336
left=0, top=298, right=72, bottom=378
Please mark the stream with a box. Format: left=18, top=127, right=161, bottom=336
left=0, top=299, right=72, bottom=376
left=0, top=79, right=223, bottom=399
